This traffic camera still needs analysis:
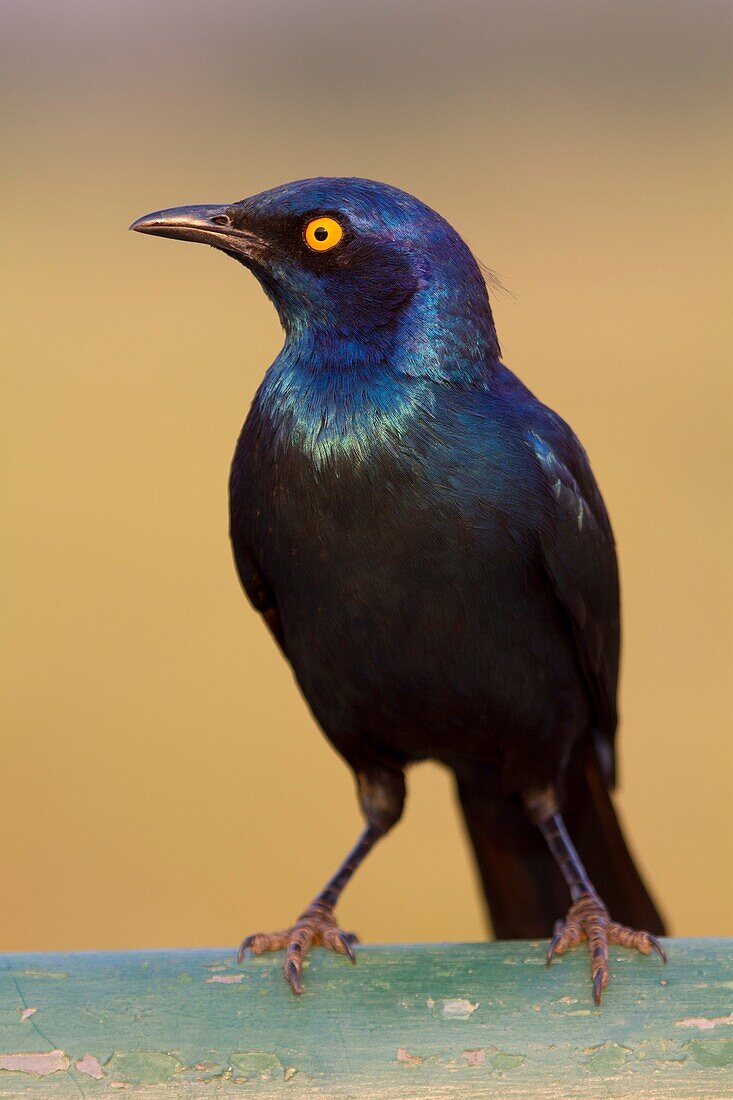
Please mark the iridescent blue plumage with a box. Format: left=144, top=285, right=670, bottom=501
left=235, top=179, right=500, bottom=467
left=133, top=177, right=665, bottom=998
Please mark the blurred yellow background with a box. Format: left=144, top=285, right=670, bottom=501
left=2, top=0, right=731, bottom=951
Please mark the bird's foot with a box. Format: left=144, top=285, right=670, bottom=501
left=237, top=903, right=358, bottom=995
left=547, top=892, right=666, bottom=1004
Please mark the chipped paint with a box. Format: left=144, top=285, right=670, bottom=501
left=584, top=1041, right=633, bottom=1073
left=228, top=1052, right=282, bottom=1081
left=19, top=1007, right=38, bottom=1021
left=396, top=1046, right=423, bottom=1066
left=75, top=1053, right=105, bottom=1079
left=683, top=1037, right=733, bottom=1067
left=637, top=1038, right=688, bottom=1064
left=492, top=1051, right=525, bottom=1071
left=177, top=1061, right=224, bottom=1082
left=206, top=973, right=245, bottom=984
left=676, top=1011, right=733, bottom=1030
left=0, top=940, right=728, bottom=1097
left=104, top=1052, right=183, bottom=1084
left=435, top=998, right=479, bottom=1019
left=0, top=1050, right=69, bottom=1076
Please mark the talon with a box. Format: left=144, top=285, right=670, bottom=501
left=546, top=918, right=565, bottom=965
left=237, top=934, right=258, bottom=964
left=593, top=969, right=604, bottom=1005
left=237, top=910, right=360, bottom=993
left=338, top=931, right=357, bottom=962
left=285, top=956, right=302, bottom=996
left=547, top=894, right=666, bottom=1003
left=649, top=935, right=667, bottom=963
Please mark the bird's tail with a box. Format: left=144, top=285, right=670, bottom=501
left=454, top=738, right=666, bottom=939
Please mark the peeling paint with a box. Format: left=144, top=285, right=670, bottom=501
left=75, top=1053, right=105, bottom=1079
left=177, top=1061, right=224, bottom=1082
left=228, top=1052, right=282, bottom=1081
left=0, top=1050, right=69, bottom=1076
left=19, top=1007, right=38, bottom=1021
left=396, top=1047, right=423, bottom=1066
left=435, top=998, right=479, bottom=1019
left=105, top=1052, right=183, bottom=1084
left=676, top=1011, right=733, bottom=1030
left=0, top=941, right=728, bottom=1095
left=584, top=1041, right=634, bottom=1073
left=637, top=1039, right=687, bottom=1064
left=491, top=1050, right=525, bottom=1071
left=683, top=1037, right=733, bottom=1067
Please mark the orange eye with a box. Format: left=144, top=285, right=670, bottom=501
left=304, top=216, right=343, bottom=252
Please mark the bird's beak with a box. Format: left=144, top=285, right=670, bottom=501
left=129, top=204, right=263, bottom=259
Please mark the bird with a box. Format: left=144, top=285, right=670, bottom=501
left=131, top=177, right=666, bottom=1002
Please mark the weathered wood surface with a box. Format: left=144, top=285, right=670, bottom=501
left=0, top=940, right=731, bottom=1098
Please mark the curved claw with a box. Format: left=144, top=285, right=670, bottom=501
left=237, top=934, right=258, bottom=964
left=649, top=935, right=667, bottom=963
left=338, top=930, right=357, bottom=963
left=546, top=929, right=563, bottom=966
left=284, top=956, right=303, bottom=996
left=237, top=914, right=360, bottom=994
left=593, top=969, right=605, bottom=1005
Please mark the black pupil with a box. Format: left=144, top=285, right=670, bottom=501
left=314, top=226, right=329, bottom=241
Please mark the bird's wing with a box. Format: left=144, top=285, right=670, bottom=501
left=527, top=419, right=620, bottom=780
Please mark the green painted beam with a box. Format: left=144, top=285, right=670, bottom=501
left=0, top=940, right=731, bottom=1098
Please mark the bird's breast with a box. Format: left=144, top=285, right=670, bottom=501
left=230, top=406, right=574, bottom=763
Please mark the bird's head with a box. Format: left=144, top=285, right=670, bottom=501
left=131, top=177, right=499, bottom=377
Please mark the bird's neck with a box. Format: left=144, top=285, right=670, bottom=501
left=253, top=284, right=500, bottom=468
left=252, top=337, right=433, bottom=469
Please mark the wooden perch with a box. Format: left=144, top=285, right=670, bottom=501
left=1, top=939, right=731, bottom=1097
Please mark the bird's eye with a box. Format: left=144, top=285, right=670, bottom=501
left=304, top=216, right=343, bottom=252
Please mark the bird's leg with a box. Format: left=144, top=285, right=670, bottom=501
left=524, top=787, right=666, bottom=1004
left=238, top=767, right=405, bottom=994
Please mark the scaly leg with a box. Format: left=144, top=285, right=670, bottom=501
left=238, top=767, right=405, bottom=994
left=525, top=788, right=666, bottom=1004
